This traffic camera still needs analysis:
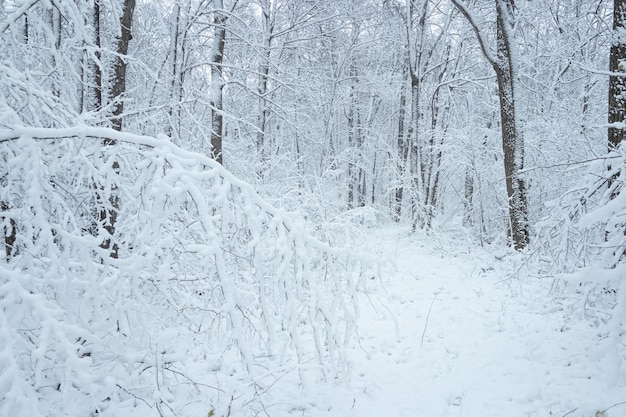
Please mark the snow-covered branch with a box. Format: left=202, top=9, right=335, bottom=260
left=0, top=127, right=367, bottom=416
left=450, top=0, right=497, bottom=68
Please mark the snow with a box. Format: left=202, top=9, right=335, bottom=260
left=1, top=129, right=625, bottom=417
left=314, top=227, right=626, bottom=417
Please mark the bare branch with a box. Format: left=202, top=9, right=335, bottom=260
left=450, top=0, right=497, bottom=68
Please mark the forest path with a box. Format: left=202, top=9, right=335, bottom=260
left=324, top=227, right=625, bottom=417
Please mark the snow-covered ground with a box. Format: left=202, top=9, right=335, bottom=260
left=317, top=227, right=625, bottom=417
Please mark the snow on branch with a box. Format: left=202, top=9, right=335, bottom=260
left=537, top=145, right=626, bottom=280
left=0, top=0, right=40, bottom=35
left=0, top=126, right=367, bottom=417
left=450, top=0, right=497, bottom=68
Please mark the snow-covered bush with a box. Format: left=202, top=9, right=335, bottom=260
left=538, top=147, right=626, bottom=277
left=536, top=145, right=626, bottom=328
left=0, top=126, right=365, bottom=417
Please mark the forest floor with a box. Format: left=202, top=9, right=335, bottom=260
left=316, top=227, right=626, bottom=417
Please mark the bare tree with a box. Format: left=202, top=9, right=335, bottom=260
left=609, top=0, right=626, bottom=150
left=82, top=0, right=102, bottom=114
left=452, top=0, right=529, bottom=250
left=210, top=0, right=229, bottom=165
left=167, top=0, right=191, bottom=140
left=257, top=0, right=272, bottom=169
left=100, top=0, right=136, bottom=258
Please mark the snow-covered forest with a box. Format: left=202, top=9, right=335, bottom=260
left=1, top=0, right=625, bottom=416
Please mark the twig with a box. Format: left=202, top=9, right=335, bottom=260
left=561, top=408, right=577, bottom=417
left=603, top=401, right=626, bottom=413
left=421, top=289, right=442, bottom=346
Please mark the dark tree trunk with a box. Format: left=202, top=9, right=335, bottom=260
left=1, top=201, right=16, bottom=259
left=410, top=71, right=422, bottom=231
left=346, top=61, right=361, bottom=210
left=100, top=0, right=135, bottom=259
left=210, top=0, right=227, bottom=165
left=609, top=0, right=626, bottom=150
left=452, top=0, right=529, bottom=250
left=83, top=0, right=102, bottom=113
left=463, top=165, right=474, bottom=227
left=347, top=94, right=356, bottom=209
left=93, top=0, right=102, bottom=112
left=168, top=3, right=182, bottom=138
left=425, top=83, right=447, bottom=229
left=49, top=6, right=62, bottom=97
left=22, top=13, right=28, bottom=43
left=110, top=0, right=135, bottom=132
left=257, top=0, right=272, bottom=171
left=395, top=85, right=408, bottom=222
left=495, top=0, right=528, bottom=250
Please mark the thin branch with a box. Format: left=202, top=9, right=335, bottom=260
left=0, top=0, right=40, bottom=34
left=518, top=155, right=621, bottom=175
left=450, top=0, right=497, bottom=68
left=420, top=289, right=441, bottom=346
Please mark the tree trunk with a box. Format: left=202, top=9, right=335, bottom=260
left=49, top=6, right=62, bottom=97
left=495, top=0, right=528, bottom=250
left=168, top=2, right=182, bottom=139
left=100, top=0, right=136, bottom=259
left=410, top=71, right=422, bottom=231
left=83, top=0, right=102, bottom=113
left=425, top=83, right=447, bottom=229
left=257, top=0, right=272, bottom=172
left=347, top=78, right=356, bottom=210
left=356, top=99, right=366, bottom=208
left=463, top=164, right=474, bottom=227
left=1, top=200, right=16, bottom=259
left=110, top=0, right=135, bottom=132
left=210, top=0, right=227, bottom=165
left=609, top=0, right=626, bottom=150
left=395, top=84, right=408, bottom=222
left=405, top=0, right=429, bottom=232
left=22, top=12, right=28, bottom=43
left=452, top=0, right=529, bottom=250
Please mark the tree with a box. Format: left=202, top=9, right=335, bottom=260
left=1, top=194, right=15, bottom=259
left=609, top=0, right=626, bottom=150
left=405, top=0, right=429, bottom=230
left=452, top=0, right=529, bottom=250
left=82, top=0, right=103, bottom=114
left=256, top=0, right=272, bottom=170
left=97, top=0, right=136, bottom=259
left=210, top=0, right=229, bottom=165
left=110, top=0, right=136, bottom=132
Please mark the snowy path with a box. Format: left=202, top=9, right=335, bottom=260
left=324, top=228, right=625, bottom=417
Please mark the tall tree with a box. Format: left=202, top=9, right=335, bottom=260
left=609, top=0, right=626, bottom=150
left=257, top=0, right=272, bottom=170
left=210, top=0, right=229, bottom=165
left=110, top=0, right=136, bottom=132
left=82, top=0, right=102, bottom=114
left=167, top=0, right=190, bottom=140
left=407, top=0, right=429, bottom=230
left=452, top=0, right=529, bottom=250
left=100, top=0, right=136, bottom=258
